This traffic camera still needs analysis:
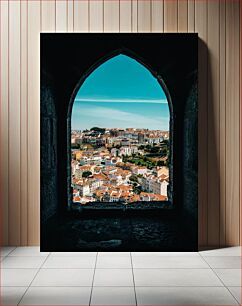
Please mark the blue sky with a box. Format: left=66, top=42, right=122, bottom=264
left=72, top=55, right=169, bottom=131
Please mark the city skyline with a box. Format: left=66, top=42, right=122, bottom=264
left=71, top=127, right=169, bottom=205
left=73, top=126, right=169, bottom=132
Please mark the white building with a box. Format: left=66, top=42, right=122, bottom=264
left=81, top=184, right=90, bottom=196
left=76, top=138, right=83, bottom=144
left=141, top=174, right=168, bottom=197
left=89, top=180, right=100, bottom=193
left=145, top=136, right=163, bottom=144
left=89, top=156, right=102, bottom=165
left=111, top=148, right=119, bottom=157
left=140, top=193, right=151, bottom=201
left=107, top=137, right=117, bottom=145
left=74, top=168, right=83, bottom=179
left=110, top=191, right=121, bottom=202
left=149, top=178, right=168, bottom=196
left=121, top=139, right=130, bottom=146
left=74, top=182, right=90, bottom=196
left=119, top=146, right=138, bottom=156
left=133, top=166, right=148, bottom=175
left=160, top=179, right=169, bottom=196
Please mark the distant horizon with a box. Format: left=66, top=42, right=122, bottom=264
left=72, top=127, right=169, bottom=132
left=72, top=55, right=170, bottom=131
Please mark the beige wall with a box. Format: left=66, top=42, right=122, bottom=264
left=0, top=0, right=240, bottom=247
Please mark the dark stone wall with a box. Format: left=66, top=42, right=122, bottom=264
left=183, top=80, right=198, bottom=235
left=41, top=211, right=196, bottom=252
left=73, top=201, right=171, bottom=211
left=40, top=33, right=198, bottom=251
left=40, top=71, right=58, bottom=222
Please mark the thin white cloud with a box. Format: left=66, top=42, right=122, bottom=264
left=73, top=106, right=169, bottom=130
left=75, top=97, right=168, bottom=104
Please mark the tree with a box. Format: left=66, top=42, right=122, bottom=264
left=151, top=146, right=160, bottom=154
left=129, top=175, right=138, bottom=182
left=82, top=171, right=92, bottom=178
left=162, top=139, right=169, bottom=145
left=90, top=127, right=105, bottom=134
left=134, top=186, right=142, bottom=194
left=157, top=160, right=165, bottom=167
left=71, top=143, right=80, bottom=149
left=161, top=147, right=168, bottom=156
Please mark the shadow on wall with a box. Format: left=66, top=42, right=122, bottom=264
left=197, top=39, right=221, bottom=248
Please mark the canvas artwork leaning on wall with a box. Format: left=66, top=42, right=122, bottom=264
left=41, top=33, right=198, bottom=251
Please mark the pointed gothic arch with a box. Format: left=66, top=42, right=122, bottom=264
left=68, top=50, right=173, bottom=209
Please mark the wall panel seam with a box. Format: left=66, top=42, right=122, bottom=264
left=218, top=0, right=221, bottom=247
left=239, top=0, right=241, bottom=246
left=224, top=0, right=227, bottom=245
left=27, top=0, right=29, bottom=246
left=7, top=0, right=10, bottom=245
left=20, top=0, right=22, bottom=245
left=206, top=0, right=208, bottom=246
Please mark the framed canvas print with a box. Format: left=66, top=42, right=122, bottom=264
left=41, top=33, right=198, bottom=251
